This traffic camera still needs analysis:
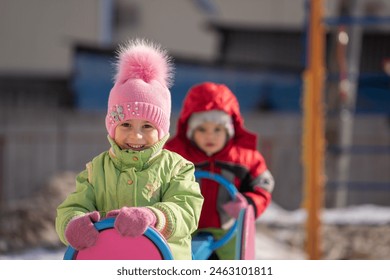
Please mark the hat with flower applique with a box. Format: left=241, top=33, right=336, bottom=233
left=105, top=39, right=174, bottom=139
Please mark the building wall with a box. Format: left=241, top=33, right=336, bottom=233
left=0, top=0, right=102, bottom=76
left=2, top=0, right=390, bottom=75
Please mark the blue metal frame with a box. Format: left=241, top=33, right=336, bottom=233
left=193, top=171, right=243, bottom=259
left=195, top=170, right=238, bottom=198
left=234, top=208, right=246, bottom=259
left=63, top=217, right=174, bottom=260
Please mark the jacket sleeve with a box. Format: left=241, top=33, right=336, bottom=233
left=148, top=159, right=204, bottom=241
left=241, top=152, right=275, bottom=218
left=55, top=169, right=97, bottom=245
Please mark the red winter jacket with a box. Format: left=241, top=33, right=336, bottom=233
left=165, top=82, right=274, bottom=229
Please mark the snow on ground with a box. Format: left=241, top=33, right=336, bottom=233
left=260, top=203, right=390, bottom=226
left=1, top=203, right=389, bottom=260
left=0, top=247, right=66, bottom=260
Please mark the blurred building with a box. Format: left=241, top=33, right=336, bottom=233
left=0, top=0, right=389, bottom=210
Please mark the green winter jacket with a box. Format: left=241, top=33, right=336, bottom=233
left=56, top=134, right=204, bottom=260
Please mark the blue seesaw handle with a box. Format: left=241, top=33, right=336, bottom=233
left=194, top=170, right=238, bottom=199
left=194, top=171, right=239, bottom=251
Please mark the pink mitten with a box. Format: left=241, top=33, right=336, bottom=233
left=222, top=193, right=248, bottom=219
left=108, top=207, right=156, bottom=237
left=65, top=211, right=100, bottom=250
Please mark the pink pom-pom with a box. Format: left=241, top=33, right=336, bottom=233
left=115, top=39, right=174, bottom=88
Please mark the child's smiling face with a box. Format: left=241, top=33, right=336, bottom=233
left=192, top=121, right=228, bottom=156
left=114, top=119, right=159, bottom=151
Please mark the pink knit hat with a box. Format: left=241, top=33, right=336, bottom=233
left=105, top=39, right=174, bottom=139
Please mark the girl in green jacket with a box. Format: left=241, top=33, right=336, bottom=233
left=55, top=39, right=204, bottom=260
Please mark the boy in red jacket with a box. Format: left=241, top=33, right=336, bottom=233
left=165, top=82, right=275, bottom=259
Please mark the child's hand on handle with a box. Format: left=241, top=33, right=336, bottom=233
left=107, top=207, right=156, bottom=237
left=65, top=211, right=100, bottom=250
left=222, top=192, right=248, bottom=219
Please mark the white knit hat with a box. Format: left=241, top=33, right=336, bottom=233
left=186, top=110, right=235, bottom=139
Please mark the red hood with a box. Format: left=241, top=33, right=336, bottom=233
left=170, top=82, right=257, bottom=150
